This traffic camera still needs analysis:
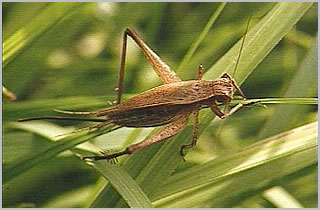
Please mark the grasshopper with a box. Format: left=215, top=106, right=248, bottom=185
left=19, top=18, right=252, bottom=161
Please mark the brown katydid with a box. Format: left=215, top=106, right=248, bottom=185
left=18, top=16, right=253, bottom=161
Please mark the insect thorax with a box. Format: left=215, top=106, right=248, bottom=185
left=210, top=78, right=234, bottom=104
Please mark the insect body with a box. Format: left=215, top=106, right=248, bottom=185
left=99, top=78, right=235, bottom=127
left=19, top=27, right=249, bottom=161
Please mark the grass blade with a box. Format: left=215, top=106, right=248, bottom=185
left=262, top=186, right=304, bottom=208
left=205, top=2, right=313, bottom=84
left=91, top=161, right=153, bottom=208
left=177, top=2, right=226, bottom=72
left=229, top=97, right=317, bottom=106
left=3, top=2, right=84, bottom=68
left=259, top=38, right=318, bottom=138
left=3, top=122, right=116, bottom=183
left=152, top=122, right=317, bottom=207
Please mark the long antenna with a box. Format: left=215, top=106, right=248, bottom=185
left=232, top=10, right=252, bottom=77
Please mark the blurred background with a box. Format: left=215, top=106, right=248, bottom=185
left=2, top=2, right=317, bottom=207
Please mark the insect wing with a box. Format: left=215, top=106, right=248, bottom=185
left=99, top=80, right=215, bottom=115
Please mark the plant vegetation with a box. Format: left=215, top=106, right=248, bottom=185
left=3, top=2, right=317, bottom=208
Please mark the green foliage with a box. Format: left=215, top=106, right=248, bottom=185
left=3, top=2, right=317, bottom=208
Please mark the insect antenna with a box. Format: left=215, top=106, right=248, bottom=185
left=231, top=10, right=252, bottom=78
left=224, top=10, right=252, bottom=113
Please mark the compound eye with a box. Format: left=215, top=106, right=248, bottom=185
left=221, top=78, right=228, bottom=82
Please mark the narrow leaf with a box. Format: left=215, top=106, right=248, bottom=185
left=92, top=161, right=153, bottom=208
left=205, top=2, right=313, bottom=84
left=3, top=2, right=84, bottom=68
left=177, top=2, right=226, bottom=72
left=259, top=38, right=318, bottom=138
left=3, top=122, right=116, bottom=183
left=152, top=122, right=317, bottom=207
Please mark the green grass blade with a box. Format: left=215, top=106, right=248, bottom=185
left=177, top=2, right=226, bottom=72
left=3, top=122, right=116, bottom=183
left=262, top=186, right=304, bottom=208
left=3, top=96, right=110, bottom=122
left=204, top=2, right=313, bottom=84
left=152, top=122, right=317, bottom=207
left=231, top=97, right=317, bottom=105
left=3, top=2, right=84, bottom=68
left=3, top=95, right=136, bottom=122
left=259, top=38, right=318, bottom=138
left=91, top=161, right=153, bottom=208
left=156, top=150, right=316, bottom=208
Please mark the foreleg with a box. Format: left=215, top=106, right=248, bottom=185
left=210, top=102, right=244, bottom=119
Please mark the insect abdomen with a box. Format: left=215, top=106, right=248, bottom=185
left=107, top=104, right=194, bottom=127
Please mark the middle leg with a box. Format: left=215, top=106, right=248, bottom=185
left=195, top=64, right=204, bottom=80
left=180, top=109, right=200, bottom=157
left=178, top=65, right=203, bottom=156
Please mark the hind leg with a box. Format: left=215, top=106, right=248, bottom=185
left=115, top=28, right=182, bottom=104
left=83, top=114, right=189, bottom=161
